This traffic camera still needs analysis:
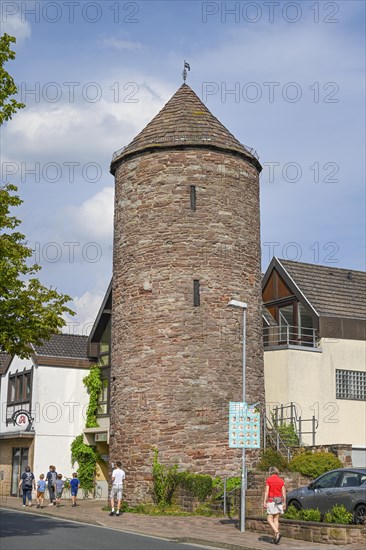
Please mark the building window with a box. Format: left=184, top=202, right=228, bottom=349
left=193, top=279, right=200, bottom=307
left=96, top=366, right=110, bottom=416
left=336, top=369, right=366, bottom=400
left=7, top=370, right=32, bottom=405
left=98, top=377, right=109, bottom=416
left=190, top=185, right=196, bottom=211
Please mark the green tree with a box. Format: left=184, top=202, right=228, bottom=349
left=0, top=33, right=25, bottom=123
left=0, top=34, right=74, bottom=358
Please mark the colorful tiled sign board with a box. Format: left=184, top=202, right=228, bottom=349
left=229, top=402, right=260, bottom=449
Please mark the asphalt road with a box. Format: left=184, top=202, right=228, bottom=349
left=0, top=509, right=213, bottom=550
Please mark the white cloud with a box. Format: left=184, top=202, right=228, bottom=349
left=66, top=186, right=114, bottom=240
left=98, top=37, right=143, bottom=51
left=2, top=13, right=31, bottom=43
left=3, top=78, right=172, bottom=165
left=63, top=290, right=105, bottom=336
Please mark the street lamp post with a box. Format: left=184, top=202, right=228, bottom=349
left=228, top=299, right=247, bottom=533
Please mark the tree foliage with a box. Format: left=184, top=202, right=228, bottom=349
left=0, top=33, right=25, bottom=124
left=0, top=34, right=74, bottom=357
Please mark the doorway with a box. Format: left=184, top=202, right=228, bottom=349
left=11, top=447, right=29, bottom=496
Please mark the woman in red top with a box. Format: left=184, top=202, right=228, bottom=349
left=263, top=466, right=286, bottom=545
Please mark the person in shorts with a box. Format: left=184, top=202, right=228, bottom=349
left=70, top=472, right=80, bottom=507
left=55, top=474, right=64, bottom=507
left=36, top=474, right=46, bottom=509
left=19, top=466, right=35, bottom=507
left=263, top=466, right=286, bottom=545
left=109, top=461, right=125, bottom=516
left=46, top=465, right=57, bottom=505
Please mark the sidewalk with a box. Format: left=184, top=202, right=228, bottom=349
left=0, top=497, right=364, bottom=550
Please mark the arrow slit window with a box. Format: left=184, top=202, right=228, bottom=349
left=190, top=185, right=196, bottom=211
left=193, top=279, right=200, bottom=307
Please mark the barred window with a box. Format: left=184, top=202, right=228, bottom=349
left=336, top=370, right=366, bottom=400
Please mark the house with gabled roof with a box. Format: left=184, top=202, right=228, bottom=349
left=0, top=334, right=92, bottom=497
left=262, top=257, right=366, bottom=466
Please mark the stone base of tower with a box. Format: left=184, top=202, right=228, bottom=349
left=109, top=418, right=265, bottom=505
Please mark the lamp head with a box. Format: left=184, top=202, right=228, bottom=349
left=228, top=299, right=247, bottom=309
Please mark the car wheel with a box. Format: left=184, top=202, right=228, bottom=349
left=354, top=504, right=366, bottom=525
left=288, top=500, right=302, bottom=511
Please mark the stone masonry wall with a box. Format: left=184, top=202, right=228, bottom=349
left=246, top=517, right=366, bottom=545
left=111, top=147, right=264, bottom=504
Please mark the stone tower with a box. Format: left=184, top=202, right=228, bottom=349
left=110, top=84, right=264, bottom=503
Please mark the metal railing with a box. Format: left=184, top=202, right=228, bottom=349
left=273, top=403, right=318, bottom=446
left=263, top=325, right=318, bottom=349
left=112, top=138, right=259, bottom=162
left=218, top=474, right=242, bottom=517
left=263, top=413, right=292, bottom=461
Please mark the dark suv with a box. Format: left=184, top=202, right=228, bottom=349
left=286, top=468, right=366, bottom=524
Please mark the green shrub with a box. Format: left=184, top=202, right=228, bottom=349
left=299, top=508, right=322, bottom=522
left=176, top=471, right=214, bottom=502
left=257, top=448, right=289, bottom=471
left=213, top=476, right=241, bottom=499
left=289, top=452, right=342, bottom=478
left=284, top=506, right=321, bottom=522
left=323, top=505, right=353, bottom=524
left=277, top=423, right=299, bottom=446
left=152, top=449, right=179, bottom=509
left=284, top=504, right=300, bottom=520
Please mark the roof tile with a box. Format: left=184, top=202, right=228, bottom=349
left=111, top=84, right=260, bottom=171
left=279, top=259, right=366, bottom=319
left=33, top=334, right=89, bottom=359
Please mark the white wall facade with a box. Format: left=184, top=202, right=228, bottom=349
left=0, top=357, right=89, bottom=481
left=31, top=364, right=89, bottom=479
left=264, top=339, right=366, bottom=448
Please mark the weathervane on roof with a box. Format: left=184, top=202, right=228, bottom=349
left=182, top=60, right=190, bottom=82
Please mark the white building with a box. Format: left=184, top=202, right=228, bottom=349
left=0, top=334, right=91, bottom=496
left=262, top=258, right=366, bottom=467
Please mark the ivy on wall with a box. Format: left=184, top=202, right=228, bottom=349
left=83, top=364, right=102, bottom=428
left=70, top=364, right=102, bottom=493
left=71, top=435, right=99, bottom=494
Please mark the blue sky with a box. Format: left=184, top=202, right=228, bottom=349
left=2, top=0, right=365, bottom=333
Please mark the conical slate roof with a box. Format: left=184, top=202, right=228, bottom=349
left=111, top=84, right=261, bottom=173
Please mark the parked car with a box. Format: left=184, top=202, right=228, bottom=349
left=286, top=468, right=366, bottom=524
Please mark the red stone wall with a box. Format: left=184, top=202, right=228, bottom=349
left=111, top=147, right=264, bottom=503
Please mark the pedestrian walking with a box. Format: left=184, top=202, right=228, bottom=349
left=55, top=474, right=64, bottom=507
left=109, top=461, right=125, bottom=516
left=36, top=474, right=46, bottom=509
left=70, top=472, right=80, bottom=507
left=263, top=466, right=286, bottom=545
left=46, top=465, right=58, bottom=506
left=18, top=466, right=35, bottom=507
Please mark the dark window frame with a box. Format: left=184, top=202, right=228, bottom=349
left=7, top=368, right=33, bottom=406
left=97, top=365, right=110, bottom=417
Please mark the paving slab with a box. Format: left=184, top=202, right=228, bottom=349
left=1, top=497, right=364, bottom=550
